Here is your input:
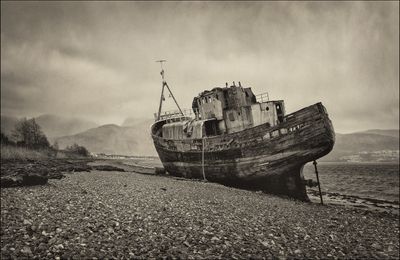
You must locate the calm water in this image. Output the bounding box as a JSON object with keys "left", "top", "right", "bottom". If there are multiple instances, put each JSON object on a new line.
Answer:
{"left": 303, "top": 162, "right": 399, "bottom": 203}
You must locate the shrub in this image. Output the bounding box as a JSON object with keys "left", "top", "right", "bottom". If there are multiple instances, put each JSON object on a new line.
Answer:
{"left": 65, "top": 143, "right": 90, "bottom": 157}
{"left": 1, "top": 132, "right": 14, "bottom": 146}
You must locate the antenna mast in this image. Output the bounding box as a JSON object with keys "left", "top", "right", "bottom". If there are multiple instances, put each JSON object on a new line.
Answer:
{"left": 156, "top": 60, "right": 184, "bottom": 121}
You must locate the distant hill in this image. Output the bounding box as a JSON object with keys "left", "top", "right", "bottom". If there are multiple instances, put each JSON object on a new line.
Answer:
{"left": 362, "top": 129, "right": 399, "bottom": 138}
{"left": 55, "top": 123, "right": 156, "bottom": 156}
{"left": 322, "top": 130, "right": 399, "bottom": 162}
{"left": 35, "top": 114, "right": 98, "bottom": 139}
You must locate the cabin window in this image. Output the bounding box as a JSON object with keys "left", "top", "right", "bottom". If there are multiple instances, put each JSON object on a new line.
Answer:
{"left": 276, "top": 103, "right": 284, "bottom": 123}
{"left": 229, "top": 112, "right": 235, "bottom": 121}
{"left": 205, "top": 120, "right": 218, "bottom": 136}
{"left": 245, "top": 91, "right": 249, "bottom": 97}
{"left": 216, "top": 95, "right": 219, "bottom": 100}
{"left": 280, "top": 128, "right": 288, "bottom": 134}
{"left": 263, "top": 133, "right": 270, "bottom": 139}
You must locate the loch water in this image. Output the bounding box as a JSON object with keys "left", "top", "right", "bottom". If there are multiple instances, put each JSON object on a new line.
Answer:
{"left": 303, "top": 162, "right": 399, "bottom": 203}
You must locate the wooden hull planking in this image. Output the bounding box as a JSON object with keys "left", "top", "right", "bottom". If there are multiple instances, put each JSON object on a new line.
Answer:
{"left": 151, "top": 102, "right": 335, "bottom": 201}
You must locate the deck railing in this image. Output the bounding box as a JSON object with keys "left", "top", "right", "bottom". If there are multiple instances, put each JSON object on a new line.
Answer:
{"left": 154, "top": 108, "right": 194, "bottom": 121}
{"left": 256, "top": 92, "right": 269, "bottom": 103}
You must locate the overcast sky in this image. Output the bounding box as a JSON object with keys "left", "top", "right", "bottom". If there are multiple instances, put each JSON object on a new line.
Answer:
{"left": 1, "top": 1, "right": 399, "bottom": 133}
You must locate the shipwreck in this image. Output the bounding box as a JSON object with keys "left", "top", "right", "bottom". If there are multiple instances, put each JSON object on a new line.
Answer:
{"left": 151, "top": 62, "right": 335, "bottom": 201}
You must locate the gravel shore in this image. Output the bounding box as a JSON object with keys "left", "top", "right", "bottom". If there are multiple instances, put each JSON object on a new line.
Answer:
{"left": 1, "top": 170, "right": 399, "bottom": 259}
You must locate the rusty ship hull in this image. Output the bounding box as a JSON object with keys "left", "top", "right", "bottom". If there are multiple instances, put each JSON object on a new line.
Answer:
{"left": 151, "top": 102, "right": 335, "bottom": 201}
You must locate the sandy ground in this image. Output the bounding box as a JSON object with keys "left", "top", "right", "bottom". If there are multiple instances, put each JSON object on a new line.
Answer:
{"left": 1, "top": 167, "right": 399, "bottom": 259}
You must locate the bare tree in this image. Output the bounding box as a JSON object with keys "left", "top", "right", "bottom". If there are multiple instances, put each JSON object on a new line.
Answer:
{"left": 12, "top": 118, "right": 50, "bottom": 149}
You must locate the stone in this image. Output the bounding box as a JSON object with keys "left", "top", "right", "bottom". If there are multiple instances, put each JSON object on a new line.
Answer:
{"left": 371, "top": 243, "right": 382, "bottom": 250}
{"left": 23, "top": 219, "right": 32, "bottom": 225}
{"left": 259, "top": 240, "right": 272, "bottom": 248}
{"left": 211, "top": 236, "right": 220, "bottom": 242}
{"left": 22, "top": 175, "right": 48, "bottom": 186}
{"left": 21, "top": 246, "right": 32, "bottom": 255}
{"left": 48, "top": 238, "right": 57, "bottom": 245}
{"left": 38, "top": 243, "right": 47, "bottom": 251}
{"left": 55, "top": 244, "right": 64, "bottom": 250}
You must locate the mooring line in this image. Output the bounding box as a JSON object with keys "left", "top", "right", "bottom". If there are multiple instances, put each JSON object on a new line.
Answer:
{"left": 201, "top": 138, "right": 207, "bottom": 181}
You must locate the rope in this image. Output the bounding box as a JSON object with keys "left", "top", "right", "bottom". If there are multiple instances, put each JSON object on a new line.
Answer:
{"left": 201, "top": 138, "right": 207, "bottom": 181}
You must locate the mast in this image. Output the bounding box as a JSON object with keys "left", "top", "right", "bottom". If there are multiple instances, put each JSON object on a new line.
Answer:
{"left": 156, "top": 60, "right": 184, "bottom": 121}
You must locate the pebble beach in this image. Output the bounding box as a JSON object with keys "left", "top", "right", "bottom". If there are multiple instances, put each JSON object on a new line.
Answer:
{"left": 1, "top": 168, "right": 399, "bottom": 259}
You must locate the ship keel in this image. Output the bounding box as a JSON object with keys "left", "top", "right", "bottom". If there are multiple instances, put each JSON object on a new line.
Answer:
{"left": 163, "top": 161, "right": 310, "bottom": 201}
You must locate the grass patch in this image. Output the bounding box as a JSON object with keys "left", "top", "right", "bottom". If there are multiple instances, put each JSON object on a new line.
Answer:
{"left": 0, "top": 145, "right": 51, "bottom": 160}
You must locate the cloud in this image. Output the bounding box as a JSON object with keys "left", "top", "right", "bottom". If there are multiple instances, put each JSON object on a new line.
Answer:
{"left": 1, "top": 1, "right": 398, "bottom": 132}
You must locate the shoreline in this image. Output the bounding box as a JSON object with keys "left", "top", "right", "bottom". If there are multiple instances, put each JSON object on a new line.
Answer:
{"left": 316, "top": 161, "right": 400, "bottom": 165}
{"left": 1, "top": 158, "right": 399, "bottom": 258}
{"left": 1, "top": 169, "right": 399, "bottom": 259}
{"left": 1, "top": 158, "right": 398, "bottom": 214}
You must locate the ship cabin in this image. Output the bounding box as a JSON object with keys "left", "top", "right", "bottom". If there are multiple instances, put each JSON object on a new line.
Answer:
{"left": 159, "top": 82, "right": 285, "bottom": 140}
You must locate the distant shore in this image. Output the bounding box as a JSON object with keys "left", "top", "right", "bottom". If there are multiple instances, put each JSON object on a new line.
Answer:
{"left": 318, "top": 161, "right": 400, "bottom": 165}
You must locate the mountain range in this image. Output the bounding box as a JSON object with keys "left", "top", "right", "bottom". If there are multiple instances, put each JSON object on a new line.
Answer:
{"left": 1, "top": 114, "right": 398, "bottom": 161}
{"left": 322, "top": 130, "right": 399, "bottom": 162}
{"left": 56, "top": 121, "right": 155, "bottom": 156}
{"left": 1, "top": 114, "right": 98, "bottom": 140}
